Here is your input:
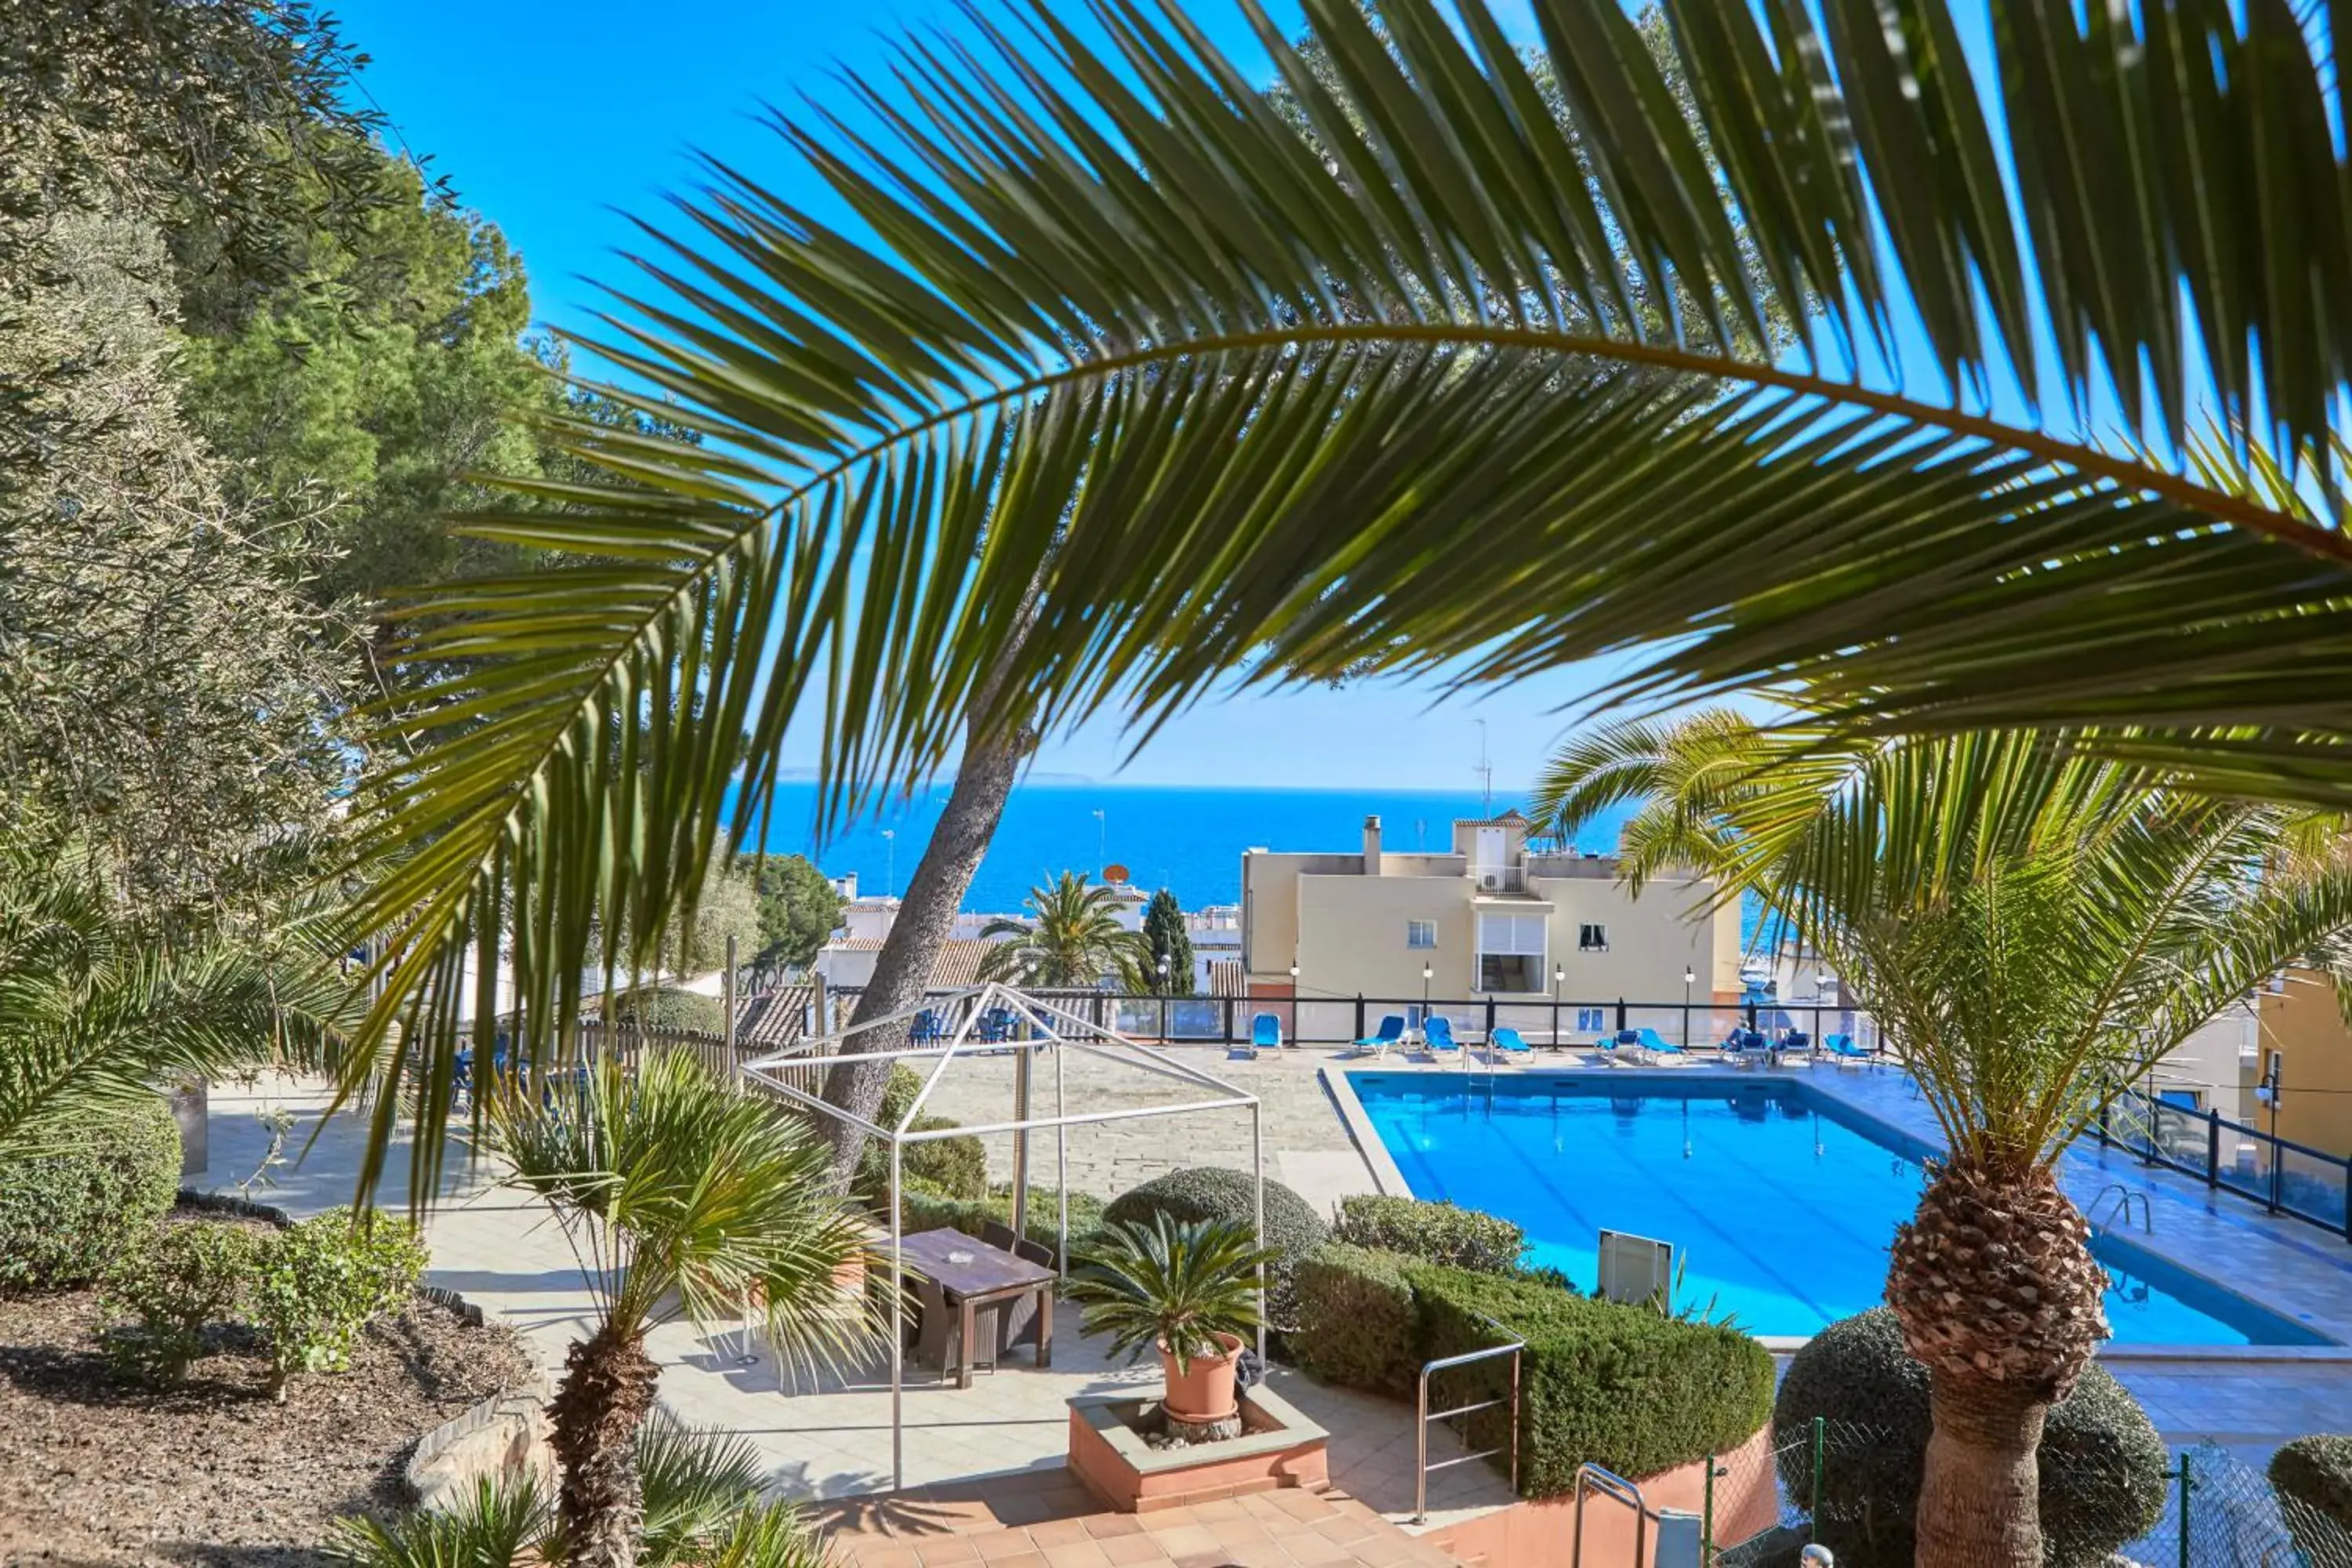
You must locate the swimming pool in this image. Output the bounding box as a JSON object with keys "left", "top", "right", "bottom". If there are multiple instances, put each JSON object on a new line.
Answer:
{"left": 1348, "top": 1071, "right": 2333, "bottom": 1345}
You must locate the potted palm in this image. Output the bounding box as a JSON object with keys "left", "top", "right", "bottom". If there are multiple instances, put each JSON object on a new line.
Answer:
{"left": 1064, "top": 1214, "right": 1278, "bottom": 1432}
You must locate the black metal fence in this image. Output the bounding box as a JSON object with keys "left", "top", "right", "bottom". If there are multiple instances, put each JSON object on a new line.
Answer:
{"left": 2096, "top": 1083, "right": 2352, "bottom": 1241}
{"left": 814, "top": 985, "right": 1871, "bottom": 1056}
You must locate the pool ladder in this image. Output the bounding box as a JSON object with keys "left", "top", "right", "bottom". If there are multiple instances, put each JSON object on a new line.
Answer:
{"left": 1414, "top": 1315, "right": 1523, "bottom": 1523}
{"left": 2092, "top": 1183, "right": 2153, "bottom": 1232}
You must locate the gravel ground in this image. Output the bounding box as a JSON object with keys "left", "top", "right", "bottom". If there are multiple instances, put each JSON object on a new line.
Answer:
{"left": 0, "top": 1215, "right": 532, "bottom": 1567}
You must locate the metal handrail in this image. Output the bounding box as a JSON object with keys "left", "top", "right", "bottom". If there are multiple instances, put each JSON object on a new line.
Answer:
{"left": 1414, "top": 1316, "right": 1524, "bottom": 1523}
{"left": 1571, "top": 1462, "right": 1650, "bottom": 1567}
{"left": 2092, "top": 1182, "right": 2152, "bottom": 1232}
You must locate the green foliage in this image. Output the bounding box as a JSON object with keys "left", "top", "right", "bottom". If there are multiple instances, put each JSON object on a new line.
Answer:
{"left": 1103, "top": 1167, "right": 1328, "bottom": 1330}
{"left": 735, "top": 853, "right": 844, "bottom": 978}
{"left": 636, "top": 1410, "right": 768, "bottom": 1561}
{"left": 1332, "top": 1195, "right": 1524, "bottom": 1273}
{"left": 895, "top": 1184, "right": 1108, "bottom": 1260}
{"left": 326, "top": 1472, "right": 552, "bottom": 1568}
{"left": 99, "top": 1218, "right": 263, "bottom": 1381}
{"left": 1290, "top": 1243, "right": 1418, "bottom": 1395}
{"left": 1142, "top": 889, "right": 1194, "bottom": 996}
{"left": 1773, "top": 1308, "right": 2168, "bottom": 1567}
{"left": 0, "top": 1095, "right": 181, "bottom": 1290}
{"left": 617, "top": 988, "right": 729, "bottom": 1036}
{"left": 1065, "top": 1214, "right": 1279, "bottom": 1371}
{"left": 851, "top": 1068, "right": 989, "bottom": 1202}
{"left": 977, "top": 873, "right": 1149, "bottom": 989}
{"left": 2271, "top": 1436, "right": 2352, "bottom": 1565}
{"left": 1410, "top": 1263, "right": 1773, "bottom": 1497}
{"left": 249, "top": 1208, "right": 426, "bottom": 1397}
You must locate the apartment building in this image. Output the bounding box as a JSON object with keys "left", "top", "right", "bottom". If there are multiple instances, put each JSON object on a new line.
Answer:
{"left": 1240, "top": 810, "right": 1742, "bottom": 1009}
{"left": 2253, "top": 968, "right": 2352, "bottom": 1157}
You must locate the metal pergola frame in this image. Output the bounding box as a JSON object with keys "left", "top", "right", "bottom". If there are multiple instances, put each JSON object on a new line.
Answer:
{"left": 739, "top": 980, "right": 1265, "bottom": 1491}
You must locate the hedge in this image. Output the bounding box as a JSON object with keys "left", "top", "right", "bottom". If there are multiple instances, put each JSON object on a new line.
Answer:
{"left": 1102, "top": 1167, "right": 1327, "bottom": 1328}
{"left": 1332, "top": 1195, "right": 1523, "bottom": 1273}
{"left": 851, "top": 1065, "right": 989, "bottom": 1200}
{"left": 2271, "top": 1435, "right": 2352, "bottom": 1565}
{"left": 896, "top": 1185, "right": 1108, "bottom": 1261}
{"left": 1773, "top": 1307, "right": 2168, "bottom": 1568}
{"left": 1410, "top": 1262, "right": 1773, "bottom": 1497}
{"left": 0, "top": 1096, "right": 183, "bottom": 1290}
{"left": 1290, "top": 1243, "right": 1418, "bottom": 1395}
{"left": 615, "top": 987, "right": 726, "bottom": 1035}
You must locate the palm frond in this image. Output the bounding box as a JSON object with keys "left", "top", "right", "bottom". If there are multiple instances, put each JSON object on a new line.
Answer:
{"left": 347, "top": 0, "right": 2352, "bottom": 1191}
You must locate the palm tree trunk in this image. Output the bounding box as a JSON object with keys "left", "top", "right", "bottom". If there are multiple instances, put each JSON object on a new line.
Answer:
{"left": 816, "top": 717, "right": 1026, "bottom": 1186}
{"left": 1917, "top": 1369, "right": 2049, "bottom": 1567}
{"left": 547, "top": 1319, "right": 662, "bottom": 1568}
{"left": 1889, "top": 1156, "right": 2108, "bottom": 1568}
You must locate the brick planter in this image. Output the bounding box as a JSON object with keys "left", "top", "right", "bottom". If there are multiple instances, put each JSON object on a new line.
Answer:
{"left": 1067, "top": 1385, "right": 1329, "bottom": 1513}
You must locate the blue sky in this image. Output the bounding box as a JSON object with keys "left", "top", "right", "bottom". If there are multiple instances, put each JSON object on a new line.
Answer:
{"left": 331, "top": 0, "right": 1602, "bottom": 792}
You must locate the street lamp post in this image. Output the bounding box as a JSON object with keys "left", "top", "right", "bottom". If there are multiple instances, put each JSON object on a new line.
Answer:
{"left": 1157, "top": 956, "right": 1171, "bottom": 1041}
{"left": 1552, "top": 963, "right": 1564, "bottom": 1051}
{"left": 1421, "top": 961, "right": 1432, "bottom": 1025}
{"left": 1289, "top": 962, "right": 1301, "bottom": 1044}
{"left": 1683, "top": 966, "right": 1696, "bottom": 1047}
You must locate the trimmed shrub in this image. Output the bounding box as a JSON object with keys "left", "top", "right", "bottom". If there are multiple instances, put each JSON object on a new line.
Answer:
{"left": 2271, "top": 1435, "right": 2352, "bottom": 1564}
{"left": 1333, "top": 1195, "right": 1523, "bottom": 1273}
{"left": 851, "top": 1065, "right": 988, "bottom": 1201}
{"left": 1290, "top": 1243, "right": 1418, "bottom": 1395}
{"left": 251, "top": 1208, "right": 427, "bottom": 1398}
{"left": 98, "top": 1218, "right": 264, "bottom": 1381}
{"left": 1410, "top": 1262, "right": 1773, "bottom": 1497}
{"left": 0, "top": 1096, "right": 182, "bottom": 1290}
{"left": 1103, "top": 1167, "right": 1328, "bottom": 1328}
{"left": 616, "top": 987, "right": 727, "bottom": 1034}
{"left": 1773, "top": 1307, "right": 2168, "bottom": 1568}
{"left": 896, "top": 1184, "right": 1109, "bottom": 1261}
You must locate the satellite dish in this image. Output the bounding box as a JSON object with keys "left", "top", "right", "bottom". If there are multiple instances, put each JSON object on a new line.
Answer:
{"left": 1103, "top": 862, "right": 1131, "bottom": 884}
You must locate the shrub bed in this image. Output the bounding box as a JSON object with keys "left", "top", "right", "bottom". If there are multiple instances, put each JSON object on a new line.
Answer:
{"left": 250, "top": 1208, "right": 429, "bottom": 1398}
{"left": 1410, "top": 1263, "right": 1773, "bottom": 1496}
{"left": 897, "top": 1184, "right": 1108, "bottom": 1261}
{"left": 1332, "top": 1195, "right": 1523, "bottom": 1272}
{"left": 2271, "top": 1435, "right": 2352, "bottom": 1563}
{"left": 1103, "top": 1167, "right": 1327, "bottom": 1327}
{"left": 99, "top": 1219, "right": 265, "bottom": 1381}
{"left": 0, "top": 1096, "right": 182, "bottom": 1290}
{"left": 1290, "top": 1243, "right": 1418, "bottom": 1395}
{"left": 1773, "top": 1307, "right": 2168, "bottom": 1568}
{"left": 851, "top": 1065, "right": 989, "bottom": 1200}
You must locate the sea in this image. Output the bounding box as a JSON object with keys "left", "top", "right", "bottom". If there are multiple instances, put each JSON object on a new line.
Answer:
{"left": 729, "top": 779, "right": 1638, "bottom": 914}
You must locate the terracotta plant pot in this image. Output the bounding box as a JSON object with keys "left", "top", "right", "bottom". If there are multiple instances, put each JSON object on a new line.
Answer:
{"left": 1158, "top": 1332, "right": 1244, "bottom": 1424}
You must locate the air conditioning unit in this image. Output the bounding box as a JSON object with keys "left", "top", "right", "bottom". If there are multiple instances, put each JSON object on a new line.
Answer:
{"left": 1477, "top": 869, "right": 1503, "bottom": 891}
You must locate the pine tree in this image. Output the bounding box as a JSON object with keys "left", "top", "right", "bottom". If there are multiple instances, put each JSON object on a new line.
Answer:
{"left": 1142, "top": 889, "right": 1194, "bottom": 997}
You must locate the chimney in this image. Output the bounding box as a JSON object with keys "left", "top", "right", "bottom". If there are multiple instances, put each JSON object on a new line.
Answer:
{"left": 1363, "top": 815, "right": 1383, "bottom": 875}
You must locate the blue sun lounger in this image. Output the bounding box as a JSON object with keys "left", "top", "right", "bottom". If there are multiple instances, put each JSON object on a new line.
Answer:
{"left": 1487, "top": 1025, "right": 1532, "bottom": 1064}
{"left": 1635, "top": 1027, "right": 1685, "bottom": 1062}
{"left": 1824, "top": 1033, "right": 1871, "bottom": 1066}
{"left": 1423, "top": 1015, "right": 1461, "bottom": 1056}
{"left": 1249, "top": 1011, "right": 1283, "bottom": 1057}
{"left": 1353, "top": 1014, "right": 1406, "bottom": 1059}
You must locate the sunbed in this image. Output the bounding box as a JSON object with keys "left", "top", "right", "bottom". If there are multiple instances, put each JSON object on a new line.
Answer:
{"left": 1352, "top": 1014, "right": 1406, "bottom": 1059}
{"left": 1423, "top": 1014, "right": 1462, "bottom": 1057}
{"left": 1635, "top": 1026, "right": 1685, "bottom": 1062}
{"left": 1824, "top": 1033, "right": 1872, "bottom": 1066}
{"left": 1249, "top": 1011, "right": 1283, "bottom": 1058}
{"left": 1486, "top": 1025, "right": 1532, "bottom": 1065}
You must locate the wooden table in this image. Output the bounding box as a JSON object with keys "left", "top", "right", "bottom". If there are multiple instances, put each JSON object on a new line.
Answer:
{"left": 894, "top": 1228, "right": 1057, "bottom": 1389}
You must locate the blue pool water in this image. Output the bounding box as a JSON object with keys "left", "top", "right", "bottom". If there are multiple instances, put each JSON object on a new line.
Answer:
{"left": 1349, "top": 1072, "right": 2332, "bottom": 1345}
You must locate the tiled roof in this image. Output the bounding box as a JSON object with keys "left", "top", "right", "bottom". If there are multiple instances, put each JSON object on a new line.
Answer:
{"left": 733, "top": 984, "right": 815, "bottom": 1048}
{"left": 1455, "top": 808, "right": 1532, "bottom": 826}
{"left": 1207, "top": 958, "right": 1246, "bottom": 998}
{"left": 927, "top": 938, "right": 997, "bottom": 989}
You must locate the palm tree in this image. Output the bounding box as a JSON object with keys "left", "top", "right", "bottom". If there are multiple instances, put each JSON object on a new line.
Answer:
{"left": 477, "top": 1051, "right": 873, "bottom": 1568}
{"left": 341, "top": 0, "right": 2352, "bottom": 1211}
{"left": 1536, "top": 715, "right": 2352, "bottom": 1568}
{"left": 976, "top": 871, "right": 1149, "bottom": 989}
{"left": 0, "top": 837, "right": 356, "bottom": 1163}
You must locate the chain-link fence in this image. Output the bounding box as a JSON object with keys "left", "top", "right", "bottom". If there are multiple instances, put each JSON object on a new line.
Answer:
{"left": 1697, "top": 1421, "right": 2352, "bottom": 1567}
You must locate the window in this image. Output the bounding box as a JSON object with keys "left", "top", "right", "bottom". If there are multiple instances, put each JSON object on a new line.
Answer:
{"left": 1575, "top": 1006, "right": 1608, "bottom": 1033}
{"left": 1406, "top": 919, "right": 1436, "bottom": 949}
{"left": 1476, "top": 913, "right": 1545, "bottom": 993}
{"left": 1578, "top": 923, "right": 1610, "bottom": 952}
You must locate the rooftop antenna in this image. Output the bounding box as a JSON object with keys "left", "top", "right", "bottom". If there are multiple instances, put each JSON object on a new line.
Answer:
{"left": 1473, "top": 718, "right": 1494, "bottom": 815}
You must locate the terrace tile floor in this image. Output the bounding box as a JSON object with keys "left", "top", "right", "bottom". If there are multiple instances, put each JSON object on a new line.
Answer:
{"left": 196, "top": 1076, "right": 1504, "bottom": 1524}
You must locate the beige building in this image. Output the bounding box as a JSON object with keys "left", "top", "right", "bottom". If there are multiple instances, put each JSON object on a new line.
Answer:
{"left": 1240, "top": 810, "right": 1742, "bottom": 1013}
{"left": 2254, "top": 968, "right": 2352, "bottom": 1157}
